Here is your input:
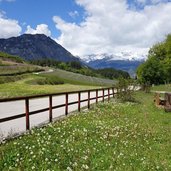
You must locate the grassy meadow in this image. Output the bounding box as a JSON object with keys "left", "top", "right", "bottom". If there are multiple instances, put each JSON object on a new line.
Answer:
{"left": 152, "top": 84, "right": 171, "bottom": 92}
{"left": 0, "top": 74, "right": 102, "bottom": 98}
{"left": 0, "top": 69, "right": 115, "bottom": 98}
{"left": 42, "top": 69, "right": 116, "bottom": 86}
{"left": 1, "top": 91, "right": 171, "bottom": 170}
{"left": 0, "top": 52, "right": 43, "bottom": 76}
{"left": 0, "top": 65, "right": 43, "bottom": 76}
{"left": 0, "top": 51, "right": 116, "bottom": 98}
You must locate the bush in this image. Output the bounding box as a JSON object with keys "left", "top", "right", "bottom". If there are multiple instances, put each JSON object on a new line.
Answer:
{"left": 44, "top": 77, "right": 64, "bottom": 85}
{"left": 28, "top": 76, "right": 64, "bottom": 85}
{"left": 140, "top": 82, "right": 151, "bottom": 93}
{"left": 116, "top": 78, "right": 136, "bottom": 102}
{"left": 0, "top": 75, "right": 25, "bottom": 84}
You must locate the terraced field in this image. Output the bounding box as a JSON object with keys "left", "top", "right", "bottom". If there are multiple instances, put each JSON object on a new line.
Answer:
{"left": 0, "top": 52, "right": 43, "bottom": 76}
{"left": 0, "top": 65, "right": 43, "bottom": 76}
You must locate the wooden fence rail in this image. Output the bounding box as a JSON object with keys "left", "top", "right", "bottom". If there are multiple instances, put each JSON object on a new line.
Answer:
{"left": 0, "top": 87, "right": 116, "bottom": 131}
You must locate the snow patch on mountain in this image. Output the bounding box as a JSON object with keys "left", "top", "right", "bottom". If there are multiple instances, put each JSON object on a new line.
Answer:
{"left": 82, "top": 52, "right": 147, "bottom": 63}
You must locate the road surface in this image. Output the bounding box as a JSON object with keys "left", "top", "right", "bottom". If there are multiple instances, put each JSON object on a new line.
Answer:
{"left": 0, "top": 89, "right": 113, "bottom": 138}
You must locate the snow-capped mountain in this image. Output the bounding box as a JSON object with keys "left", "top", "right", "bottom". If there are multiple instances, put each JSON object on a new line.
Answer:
{"left": 82, "top": 53, "right": 146, "bottom": 77}
{"left": 82, "top": 52, "right": 147, "bottom": 63}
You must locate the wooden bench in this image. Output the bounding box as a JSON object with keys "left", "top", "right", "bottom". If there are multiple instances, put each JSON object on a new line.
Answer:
{"left": 164, "top": 93, "right": 171, "bottom": 112}
{"left": 154, "top": 92, "right": 171, "bottom": 112}
{"left": 154, "top": 93, "right": 166, "bottom": 106}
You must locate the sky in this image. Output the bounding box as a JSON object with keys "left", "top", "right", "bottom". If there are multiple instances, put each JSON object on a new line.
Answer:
{"left": 0, "top": 0, "right": 171, "bottom": 58}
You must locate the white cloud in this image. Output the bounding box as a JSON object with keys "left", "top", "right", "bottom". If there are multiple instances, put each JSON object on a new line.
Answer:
{"left": 53, "top": 0, "right": 171, "bottom": 58}
{"left": 0, "top": 12, "right": 21, "bottom": 38}
{"left": 69, "top": 10, "right": 79, "bottom": 18}
{"left": 136, "top": 0, "right": 168, "bottom": 5}
{"left": 25, "top": 24, "right": 51, "bottom": 37}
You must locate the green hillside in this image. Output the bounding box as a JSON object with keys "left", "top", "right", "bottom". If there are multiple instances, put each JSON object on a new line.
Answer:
{"left": 30, "top": 58, "right": 130, "bottom": 80}
{"left": 0, "top": 51, "right": 44, "bottom": 76}
{"left": 41, "top": 69, "right": 116, "bottom": 86}
{"left": 0, "top": 52, "right": 116, "bottom": 98}
{"left": 0, "top": 51, "right": 24, "bottom": 64}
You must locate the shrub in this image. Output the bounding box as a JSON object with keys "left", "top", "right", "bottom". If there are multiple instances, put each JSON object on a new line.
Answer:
{"left": 28, "top": 76, "right": 64, "bottom": 85}
{"left": 116, "top": 78, "right": 136, "bottom": 102}
{"left": 140, "top": 82, "right": 151, "bottom": 93}
{"left": 0, "top": 75, "right": 25, "bottom": 84}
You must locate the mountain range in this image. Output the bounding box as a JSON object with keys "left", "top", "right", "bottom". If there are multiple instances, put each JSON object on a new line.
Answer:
{"left": 0, "top": 34, "right": 145, "bottom": 76}
{"left": 82, "top": 52, "right": 146, "bottom": 62}
{"left": 0, "top": 34, "right": 79, "bottom": 62}
{"left": 82, "top": 54, "right": 145, "bottom": 77}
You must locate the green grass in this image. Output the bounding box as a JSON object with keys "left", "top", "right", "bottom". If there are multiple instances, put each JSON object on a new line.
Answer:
{"left": 0, "top": 75, "right": 27, "bottom": 84}
{"left": 0, "top": 51, "right": 44, "bottom": 76}
{"left": 0, "top": 51, "right": 24, "bottom": 63}
{"left": 42, "top": 69, "right": 116, "bottom": 86}
{"left": 0, "top": 65, "right": 43, "bottom": 76}
{"left": 0, "top": 68, "right": 115, "bottom": 98}
{"left": 26, "top": 76, "right": 64, "bottom": 85}
{"left": 1, "top": 91, "right": 171, "bottom": 170}
{"left": 152, "top": 84, "right": 171, "bottom": 92}
{"left": 0, "top": 75, "right": 101, "bottom": 98}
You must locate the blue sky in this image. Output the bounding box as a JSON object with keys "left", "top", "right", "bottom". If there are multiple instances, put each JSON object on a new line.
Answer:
{"left": 0, "top": 0, "right": 171, "bottom": 58}
{"left": 0, "top": 0, "right": 85, "bottom": 37}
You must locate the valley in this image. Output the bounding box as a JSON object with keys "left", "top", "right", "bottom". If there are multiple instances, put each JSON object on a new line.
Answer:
{"left": 0, "top": 38, "right": 134, "bottom": 99}
{"left": 0, "top": 51, "right": 116, "bottom": 98}
{"left": 83, "top": 53, "right": 145, "bottom": 77}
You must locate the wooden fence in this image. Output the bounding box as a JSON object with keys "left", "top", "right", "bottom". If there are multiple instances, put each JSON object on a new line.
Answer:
{"left": 0, "top": 87, "right": 116, "bottom": 131}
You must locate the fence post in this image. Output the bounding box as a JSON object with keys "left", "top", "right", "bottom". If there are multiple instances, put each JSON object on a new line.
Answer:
{"left": 103, "top": 89, "right": 105, "bottom": 102}
{"left": 49, "top": 95, "right": 52, "bottom": 122}
{"left": 65, "top": 93, "right": 68, "bottom": 115}
{"left": 78, "top": 92, "right": 81, "bottom": 112}
{"left": 108, "top": 88, "right": 110, "bottom": 102}
{"left": 96, "top": 89, "right": 98, "bottom": 103}
{"left": 25, "top": 98, "right": 30, "bottom": 130}
{"left": 88, "top": 90, "right": 90, "bottom": 109}
{"left": 112, "top": 87, "right": 115, "bottom": 98}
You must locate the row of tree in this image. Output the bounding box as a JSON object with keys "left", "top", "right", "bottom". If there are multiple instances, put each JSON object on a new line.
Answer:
{"left": 137, "top": 34, "right": 171, "bottom": 85}
{"left": 30, "top": 58, "right": 130, "bottom": 80}
{"left": 96, "top": 68, "right": 130, "bottom": 79}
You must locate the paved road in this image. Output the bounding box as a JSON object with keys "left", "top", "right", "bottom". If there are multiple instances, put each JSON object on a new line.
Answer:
{"left": 0, "top": 89, "right": 113, "bottom": 138}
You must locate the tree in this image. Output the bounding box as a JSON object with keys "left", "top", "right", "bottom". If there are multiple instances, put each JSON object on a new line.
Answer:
{"left": 165, "top": 34, "right": 171, "bottom": 59}
{"left": 137, "top": 57, "right": 165, "bottom": 85}
{"left": 137, "top": 34, "right": 171, "bottom": 85}
{"left": 58, "top": 62, "right": 67, "bottom": 70}
{"left": 69, "top": 61, "right": 82, "bottom": 69}
{"left": 148, "top": 42, "right": 166, "bottom": 60}
{"left": 116, "top": 78, "right": 136, "bottom": 102}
